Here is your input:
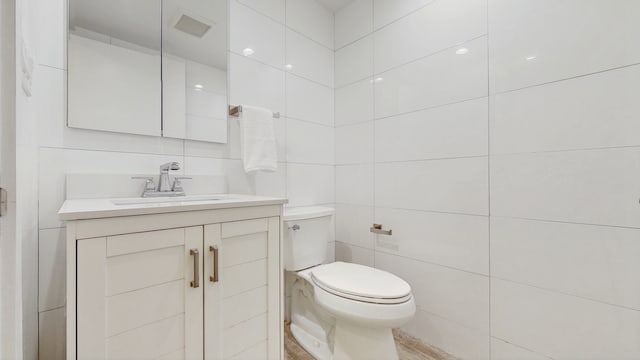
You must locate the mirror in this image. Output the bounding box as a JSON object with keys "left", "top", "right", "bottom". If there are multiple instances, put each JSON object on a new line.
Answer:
{"left": 67, "top": 0, "right": 228, "bottom": 143}
{"left": 162, "top": 0, "right": 228, "bottom": 143}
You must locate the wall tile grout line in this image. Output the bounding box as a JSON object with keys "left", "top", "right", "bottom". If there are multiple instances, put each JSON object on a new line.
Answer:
{"left": 372, "top": 34, "right": 488, "bottom": 77}
{"left": 491, "top": 60, "right": 640, "bottom": 96}
{"left": 491, "top": 276, "right": 640, "bottom": 314}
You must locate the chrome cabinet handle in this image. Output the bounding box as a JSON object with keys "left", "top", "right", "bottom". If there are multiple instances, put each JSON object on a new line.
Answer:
{"left": 190, "top": 249, "right": 199, "bottom": 288}
{"left": 209, "top": 246, "right": 219, "bottom": 283}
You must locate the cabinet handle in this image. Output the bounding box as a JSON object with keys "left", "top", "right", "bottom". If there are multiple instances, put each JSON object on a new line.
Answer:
{"left": 190, "top": 249, "right": 199, "bottom": 288}
{"left": 209, "top": 246, "right": 219, "bottom": 283}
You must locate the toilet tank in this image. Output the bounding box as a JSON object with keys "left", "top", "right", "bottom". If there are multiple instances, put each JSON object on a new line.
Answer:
{"left": 283, "top": 206, "right": 335, "bottom": 271}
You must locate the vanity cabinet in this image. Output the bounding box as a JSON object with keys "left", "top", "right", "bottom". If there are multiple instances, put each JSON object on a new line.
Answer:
{"left": 62, "top": 201, "right": 284, "bottom": 360}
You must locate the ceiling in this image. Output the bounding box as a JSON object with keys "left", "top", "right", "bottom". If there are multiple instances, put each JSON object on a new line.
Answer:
{"left": 69, "top": 0, "right": 227, "bottom": 70}
{"left": 316, "top": 0, "right": 355, "bottom": 12}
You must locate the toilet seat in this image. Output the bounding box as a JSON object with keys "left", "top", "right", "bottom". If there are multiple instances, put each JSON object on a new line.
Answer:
{"left": 310, "top": 262, "right": 412, "bottom": 304}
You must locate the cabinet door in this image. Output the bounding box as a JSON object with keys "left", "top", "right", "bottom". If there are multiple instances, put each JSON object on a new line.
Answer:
{"left": 204, "top": 217, "right": 281, "bottom": 360}
{"left": 77, "top": 227, "right": 204, "bottom": 359}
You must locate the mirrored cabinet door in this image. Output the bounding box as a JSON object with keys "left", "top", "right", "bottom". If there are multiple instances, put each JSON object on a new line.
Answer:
{"left": 68, "top": 0, "right": 162, "bottom": 137}
{"left": 162, "top": 0, "right": 228, "bottom": 143}
{"left": 67, "top": 0, "right": 229, "bottom": 143}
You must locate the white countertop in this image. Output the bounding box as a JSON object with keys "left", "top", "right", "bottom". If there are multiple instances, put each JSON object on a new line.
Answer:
{"left": 58, "top": 194, "right": 288, "bottom": 221}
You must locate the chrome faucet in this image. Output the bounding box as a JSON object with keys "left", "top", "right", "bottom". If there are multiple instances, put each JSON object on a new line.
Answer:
{"left": 131, "top": 162, "right": 191, "bottom": 197}
{"left": 158, "top": 162, "right": 181, "bottom": 192}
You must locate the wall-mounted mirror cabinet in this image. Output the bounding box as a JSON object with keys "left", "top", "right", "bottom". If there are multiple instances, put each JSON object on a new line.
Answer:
{"left": 68, "top": 0, "right": 228, "bottom": 143}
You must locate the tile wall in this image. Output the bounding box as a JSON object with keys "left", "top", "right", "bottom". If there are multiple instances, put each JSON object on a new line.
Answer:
{"left": 334, "top": 0, "right": 640, "bottom": 359}
{"left": 34, "top": 0, "right": 334, "bottom": 357}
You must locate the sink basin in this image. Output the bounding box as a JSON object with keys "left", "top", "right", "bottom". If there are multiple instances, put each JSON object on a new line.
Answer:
{"left": 111, "top": 195, "right": 227, "bottom": 206}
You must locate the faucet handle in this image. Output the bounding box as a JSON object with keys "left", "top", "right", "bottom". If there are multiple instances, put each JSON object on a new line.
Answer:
{"left": 131, "top": 176, "right": 156, "bottom": 191}
{"left": 160, "top": 162, "right": 181, "bottom": 172}
{"left": 172, "top": 176, "right": 192, "bottom": 193}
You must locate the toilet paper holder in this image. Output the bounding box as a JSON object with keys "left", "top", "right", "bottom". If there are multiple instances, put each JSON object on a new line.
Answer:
{"left": 370, "top": 224, "right": 392, "bottom": 236}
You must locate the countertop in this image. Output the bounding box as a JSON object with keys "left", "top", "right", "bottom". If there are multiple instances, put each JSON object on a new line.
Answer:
{"left": 58, "top": 194, "right": 288, "bottom": 221}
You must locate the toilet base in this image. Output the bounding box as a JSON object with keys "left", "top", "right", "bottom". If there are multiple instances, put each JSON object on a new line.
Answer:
{"left": 333, "top": 320, "right": 399, "bottom": 360}
{"left": 290, "top": 322, "right": 333, "bottom": 360}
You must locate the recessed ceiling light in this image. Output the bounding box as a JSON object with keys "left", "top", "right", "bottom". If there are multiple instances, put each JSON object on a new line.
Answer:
{"left": 194, "top": 84, "right": 204, "bottom": 90}
{"left": 525, "top": 55, "right": 537, "bottom": 61}
{"left": 242, "top": 48, "right": 255, "bottom": 56}
{"left": 285, "top": 64, "right": 293, "bottom": 70}
{"left": 455, "top": 48, "right": 469, "bottom": 55}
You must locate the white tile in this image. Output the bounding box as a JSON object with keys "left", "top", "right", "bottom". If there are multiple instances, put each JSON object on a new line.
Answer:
{"left": 374, "top": 0, "right": 486, "bottom": 73}
{"left": 335, "top": 204, "right": 374, "bottom": 249}
{"left": 285, "top": 0, "right": 334, "bottom": 49}
{"left": 185, "top": 115, "right": 285, "bottom": 162}
{"left": 335, "top": 242, "right": 374, "bottom": 267}
{"left": 286, "top": 74, "right": 334, "bottom": 126}
{"left": 491, "top": 217, "right": 640, "bottom": 311}
{"left": 375, "top": 36, "right": 487, "bottom": 119}
{"left": 491, "top": 338, "right": 552, "bottom": 360}
{"left": 39, "top": 228, "right": 66, "bottom": 312}
{"left": 230, "top": 1, "right": 285, "bottom": 68}
{"left": 375, "top": 208, "right": 488, "bottom": 275}
{"left": 286, "top": 29, "right": 334, "bottom": 87}
{"left": 376, "top": 252, "right": 489, "bottom": 332}
{"left": 37, "top": 65, "right": 183, "bottom": 155}
{"left": 183, "top": 157, "right": 254, "bottom": 194}
{"left": 376, "top": 157, "right": 488, "bottom": 215}
{"left": 373, "top": 0, "right": 434, "bottom": 30}
{"left": 491, "top": 64, "right": 640, "bottom": 154}
{"left": 326, "top": 241, "right": 336, "bottom": 263}
{"left": 402, "top": 309, "right": 489, "bottom": 360}
{"left": 253, "top": 162, "right": 287, "bottom": 197}
{"left": 490, "top": 148, "right": 640, "bottom": 228}
{"left": 229, "top": 53, "right": 285, "bottom": 115}
{"left": 491, "top": 279, "right": 640, "bottom": 360}
{"left": 39, "top": 148, "right": 182, "bottom": 229}
{"left": 335, "top": 0, "right": 373, "bottom": 49}
{"left": 336, "top": 164, "right": 374, "bottom": 206}
{"left": 335, "top": 78, "right": 374, "bottom": 126}
{"left": 36, "top": 0, "right": 66, "bottom": 69}
{"left": 489, "top": 0, "right": 640, "bottom": 93}
{"left": 335, "top": 122, "right": 373, "bottom": 165}
{"left": 286, "top": 164, "right": 335, "bottom": 207}
{"left": 286, "top": 119, "right": 334, "bottom": 165}
{"left": 375, "top": 98, "right": 488, "bottom": 162}
{"left": 39, "top": 307, "right": 66, "bottom": 360}
{"left": 237, "top": 0, "right": 285, "bottom": 23}
{"left": 335, "top": 36, "right": 373, "bottom": 87}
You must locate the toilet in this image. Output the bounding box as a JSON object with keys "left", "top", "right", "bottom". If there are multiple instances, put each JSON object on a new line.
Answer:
{"left": 284, "top": 206, "right": 416, "bottom": 360}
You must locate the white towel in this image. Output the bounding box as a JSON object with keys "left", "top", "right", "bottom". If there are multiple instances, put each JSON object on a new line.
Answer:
{"left": 239, "top": 105, "right": 278, "bottom": 174}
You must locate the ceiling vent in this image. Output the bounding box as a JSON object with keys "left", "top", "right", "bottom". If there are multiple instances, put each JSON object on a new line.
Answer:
{"left": 172, "top": 10, "right": 214, "bottom": 38}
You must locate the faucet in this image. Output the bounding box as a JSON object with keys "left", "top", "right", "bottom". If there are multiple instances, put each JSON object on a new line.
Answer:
{"left": 157, "top": 162, "right": 181, "bottom": 192}
{"left": 131, "top": 162, "right": 191, "bottom": 197}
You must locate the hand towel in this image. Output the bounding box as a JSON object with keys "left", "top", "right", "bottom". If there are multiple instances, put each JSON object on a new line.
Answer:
{"left": 239, "top": 105, "right": 278, "bottom": 173}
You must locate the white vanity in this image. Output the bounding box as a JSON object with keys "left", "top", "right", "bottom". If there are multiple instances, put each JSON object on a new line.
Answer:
{"left": 59, "top": 195, "right": 287, "bottom": 360}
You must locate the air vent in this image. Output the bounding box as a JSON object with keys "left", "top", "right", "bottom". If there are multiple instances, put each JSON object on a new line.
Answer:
{"left": 172, "top": 11, "right": 214, "bottom": 38}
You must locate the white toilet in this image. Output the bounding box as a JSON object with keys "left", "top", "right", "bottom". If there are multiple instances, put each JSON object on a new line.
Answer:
{"left": 284, "top": 206, "right": 416, "bottom": 360}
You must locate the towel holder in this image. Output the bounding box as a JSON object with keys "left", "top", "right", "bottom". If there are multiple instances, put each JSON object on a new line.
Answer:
{"left": 229, "top": 105, "right": 280, "bottom": 119}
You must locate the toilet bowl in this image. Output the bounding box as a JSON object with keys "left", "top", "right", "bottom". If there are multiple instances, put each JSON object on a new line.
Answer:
{"left": 284, "top": 206, "right": 416, "bottom": 360}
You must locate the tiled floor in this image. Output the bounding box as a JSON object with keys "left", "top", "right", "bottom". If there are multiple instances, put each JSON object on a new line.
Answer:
{"left": 284, "top": 323, "right": 457, "bottom": 360}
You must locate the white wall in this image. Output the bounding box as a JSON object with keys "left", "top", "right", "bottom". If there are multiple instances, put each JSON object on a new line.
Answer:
{"left": 0, "top": 0, "right": 19, "bottom": 357}
{"left": 35, "top": 0, "right": 334, "bottom": 357}
{"left": 15, "top": 0, "right": 41, "bottom": 357}
{"left": 334, "top": 0, "right": 640, "bottom": 359}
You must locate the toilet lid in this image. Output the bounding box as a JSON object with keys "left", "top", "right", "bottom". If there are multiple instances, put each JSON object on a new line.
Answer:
{"left": 311, "top": 262, "right": 412, "bottom": 304}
